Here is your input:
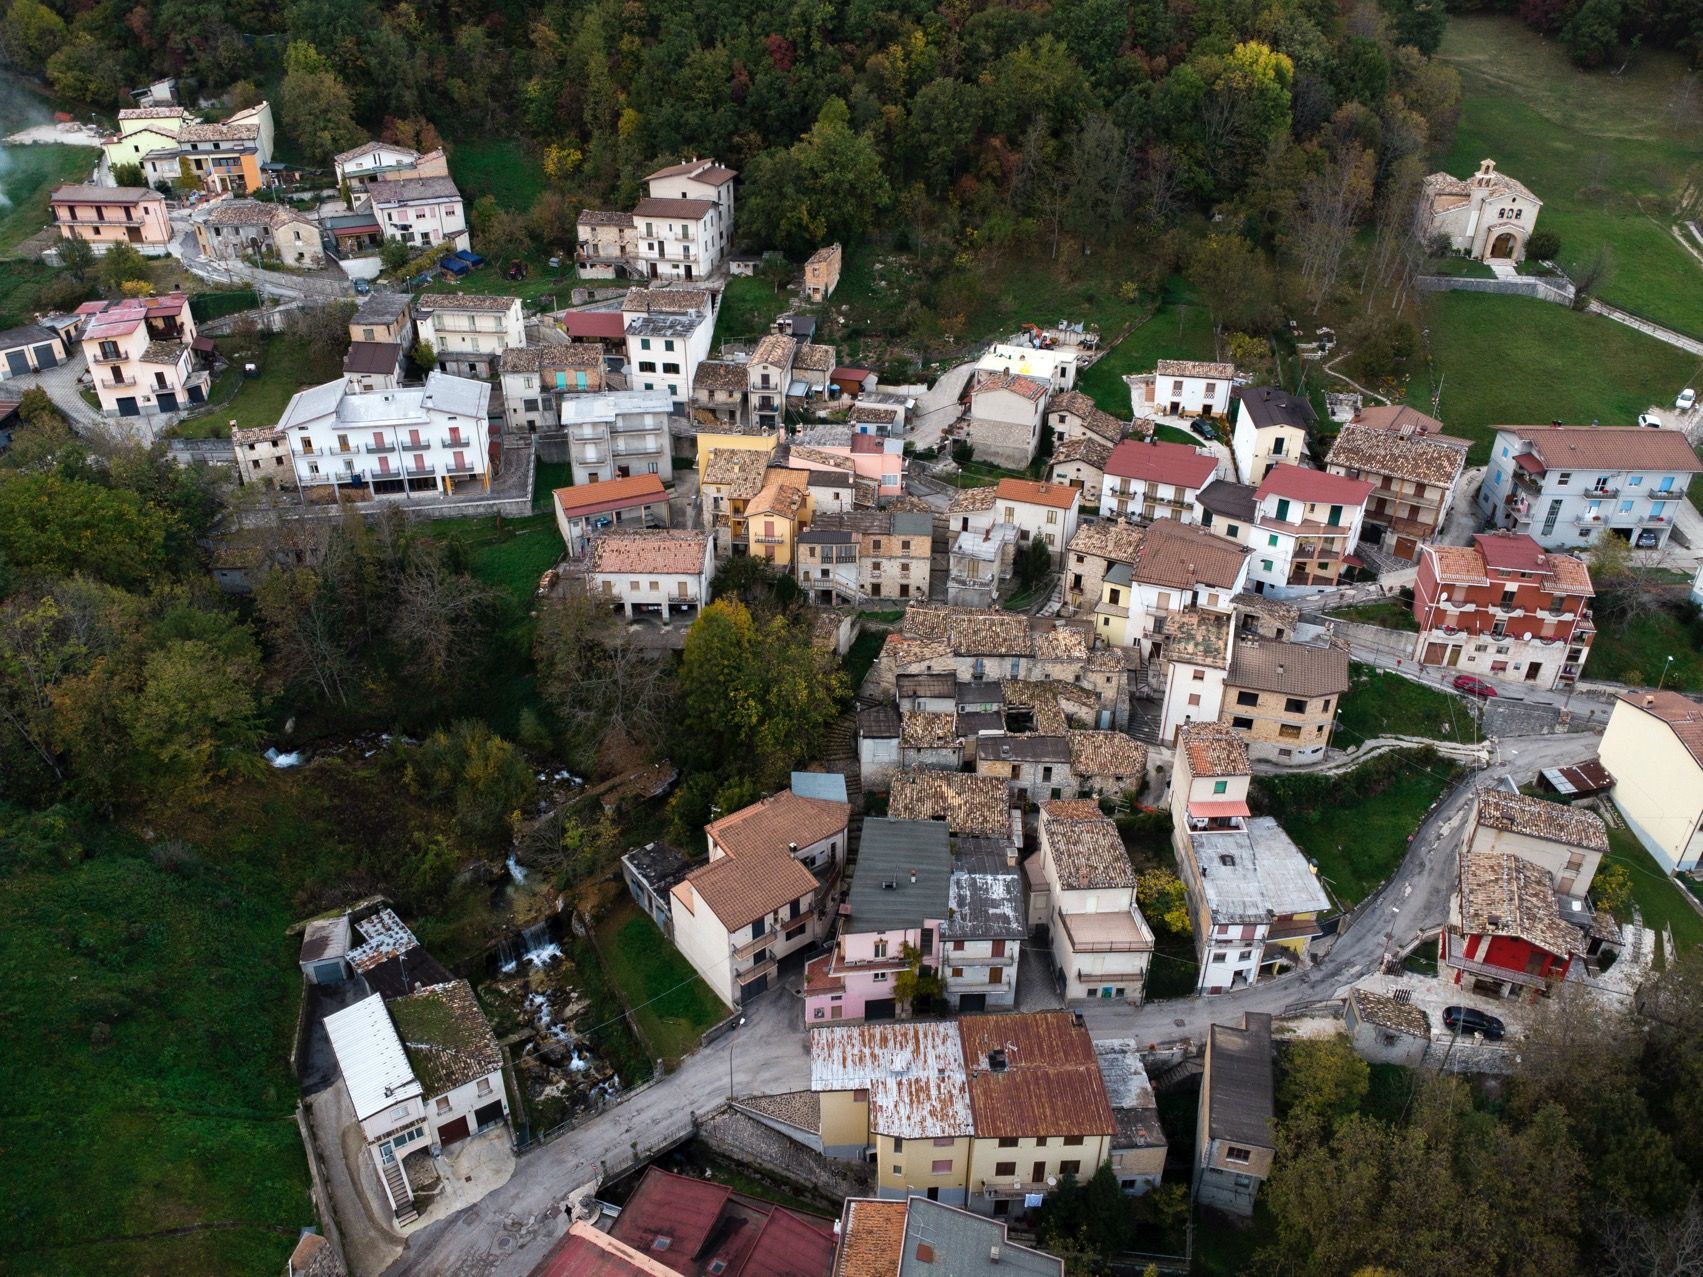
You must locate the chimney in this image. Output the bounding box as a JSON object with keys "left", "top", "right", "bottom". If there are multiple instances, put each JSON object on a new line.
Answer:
{"left": 1275, "top": 662, "right": 1285, "bottom": 676}
{"left": 910, "top": 868, "right": 918, "bottom": 884}
{"left": 990, "top": 1246, "right": 1002, "bottom": 1264}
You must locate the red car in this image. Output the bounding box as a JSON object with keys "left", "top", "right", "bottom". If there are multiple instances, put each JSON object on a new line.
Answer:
{"left": 1452, "top": 674, "right": 1498, "bottom": 697}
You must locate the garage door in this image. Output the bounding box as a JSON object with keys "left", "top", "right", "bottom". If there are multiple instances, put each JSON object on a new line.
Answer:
{"left": 437, "top": 1115, "right": 471, "bottom": 1146}
{"left": 474, "top": 1101, "right": 505, "bottom": 1131}
{"left": 742, "top": 972, "right": 768, "bottom": 998}
{"left": 957, "top": 993, "right": 986, "bottom": 1012}
{"left": 117, "top": 397, "right": 139, "bottom": 417}
{"left": 30, "top": 344, "right": 56, "bottom": 369}
{"left": 863, "top": 997, "right": 897, "bottom": 1022}
{"left": 157, "top": 392, "right": 178, "bottom": 412}
{"left": 5, "top": 350, "right": 28, "bottom": 376}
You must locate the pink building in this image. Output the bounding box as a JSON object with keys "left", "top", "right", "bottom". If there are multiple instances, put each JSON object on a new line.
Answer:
{"left": 792, "top": 424, "right": 906, "bottom": 498}
{"left": 805, "top": 818, "right": 951, "bottom": 1025}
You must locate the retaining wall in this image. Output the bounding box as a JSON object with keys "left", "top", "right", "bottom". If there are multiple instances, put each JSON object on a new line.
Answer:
{"left": 697, "top": 1108, "right": 873, "bottom": 1200}
{"left": 1416, "top": 274, "right": 1575, "bottom": 306}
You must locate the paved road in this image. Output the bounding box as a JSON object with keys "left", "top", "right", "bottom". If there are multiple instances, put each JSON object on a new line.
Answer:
{"left": 1077, "top": 729, "right": 1601, "bottom": 1043}
{"left": 379, "top": 982, "right": 809, "bottom": 1277}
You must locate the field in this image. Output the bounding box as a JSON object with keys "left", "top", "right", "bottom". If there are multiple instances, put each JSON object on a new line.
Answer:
{"left": 1325, "top": 598, "right": 1418, "bottom": 631}
{"left": 1076, "top": 279, "right": 1216, "bottom": 415}
{"left": 448, "top": 138, "right": 547, "bottom": 212}
{"left": 1437, "top": 16, "right": 1703, "bottom": 337}
{"left": 1404, "top": 292, "right": 1698, "bottom": 461}
{"left": 1335, "top": 664, "right": 1479, "bottom": 747}
{"left": 1602, "top": 821, "right": 1703, "bottom": 959}
{"left": 0, "top": 257, "right": 63, "bottom": 328}
{"left": 1584, "top": 603, "right": 1703, "bottom": 692}
{"left": 427, "top": 461, "right": 571, "bottom": 605}
{"left": 1, "top": 808, "right": 310, "bottom": 1277}
{"left": 187, "top": 335, "right": 329, "bottom": 437}
{"left": 420, "top": 252, "right": 579, "bottom": 310}
{"left": 0, "top": 143, "right": 96, "bottom": 256}
{"left": 594, "top": 902, "right": 729, "bottom": 1065}
{"left": 713, "top": 275, "right": 789, "bottom": 346}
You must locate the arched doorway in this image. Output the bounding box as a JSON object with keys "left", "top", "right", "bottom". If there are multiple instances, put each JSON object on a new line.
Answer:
{"left": 1490, "top": 232, "right": 1517, "bottom": 259}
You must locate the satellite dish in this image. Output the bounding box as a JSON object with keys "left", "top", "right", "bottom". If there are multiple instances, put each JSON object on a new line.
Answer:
{"left": 1522, "top": 631, "right": 1532, "bottom": 641}
{"left": 1046, "top": 1176, "right": 1057, "bottom": 1188}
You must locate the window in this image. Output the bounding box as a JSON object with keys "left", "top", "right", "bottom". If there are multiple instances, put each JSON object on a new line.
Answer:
{"left": 1187, "top": 694, "right": 1201, "bottom": 707}
{"left": 873, "top": 971, "right": 889, "bottom": 982}
{"left": 1063, "top": 1135, "right": 1084, "bottom": 1146}
{"left": 640, "top": 338, "right": 651, "bottom": 351}
{"left": 1261, "top": 559, "right": 1274, "bottom": 572}
{"left": 1035, "top": 1137, "right": 1048, "bottom": 1147}
{"left": 1212, "top": 952, "right": 1227, "bottom": 962}
{"left": 1284, "top": 697, "right": 1307, "bottom": 714}
{"left": 1059, "top": 1160, "right": 1082, "bottom": 1176}
{"left": 1236, "top": 691, "right": 1259, "bottom": 707}
{"left": 1267, "top": 534, "right": 1279, "bottom": 547}
{"left": 931, "top": 1159, "right": 953, "bottom": 1173}
{"left": 1191, "top": 668, "right": 1206, "bottom": 681}
{"left": 996, "top": 1161, "right": 1017, "bottom": 1176}
{"left": 892, "top": 1137, "right": 904, "bottom": 1151}
{"left": 951, "top": 967, "right": 964, "bottom": 979}
{"left": 436, "top": 1096, "right": 451, "bottom": 1114}
{"left": 476, "top": 1078, "right": 492, "bottom": 1096}
{"left": 1239, "top": 949, "right": 1253, "bottom": 960}
{"left": 1225, "top": 1146, "right": 1253, "bottom": 1163}
{"left": 1212, "top": 780, "right": 1228, "bottom": 794}
{"left": 998, "top": 1137, "right": 1020, "bottom": 1148}
{"left": 1232, "top": 716, "right": 1254, "bottom": 729}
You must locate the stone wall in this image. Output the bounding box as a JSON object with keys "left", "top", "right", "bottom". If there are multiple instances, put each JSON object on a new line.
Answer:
{"left": 697, "top": 1107, "right": 873, "bottom": 1200}
{"left": 1416, "top": 274, "right": 1575, "bottom": 306}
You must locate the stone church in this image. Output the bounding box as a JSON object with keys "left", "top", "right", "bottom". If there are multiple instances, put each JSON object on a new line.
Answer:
{"left": 1421, "top": 158, "right": 1544, "bottom": 263}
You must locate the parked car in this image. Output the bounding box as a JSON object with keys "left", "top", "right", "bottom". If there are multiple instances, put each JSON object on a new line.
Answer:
{"left": 1678, "top": 388, "right": 1697, "bottom": 412}
{"left": 1443, "top": 1005, "right": 1506, "bottom": 1040}
{"left": 1190, "top": 417, "right": 1217, "bottom": 440}
{"left": 1452, "top": 674, "right": 1498, "bottom": 697}
{"left": 1637, "top": 412, "right": 1662, "bottom": 428}
{"left": 352, "top": 277, "right": 372, "bottom": 296}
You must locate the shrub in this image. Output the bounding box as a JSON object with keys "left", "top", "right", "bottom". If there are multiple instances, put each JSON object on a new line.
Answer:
{"left": 1527, "top": 228, "right": 1561, "bottom": 261}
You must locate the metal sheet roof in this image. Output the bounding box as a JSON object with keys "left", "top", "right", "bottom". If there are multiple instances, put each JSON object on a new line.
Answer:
{"left": 323, "top": 992, "right": 420, "bottom": 1121}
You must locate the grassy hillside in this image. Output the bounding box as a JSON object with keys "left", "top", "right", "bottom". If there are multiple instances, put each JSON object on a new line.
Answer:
{"left": 0, "top": 143, "right": 97, "bottom": 256}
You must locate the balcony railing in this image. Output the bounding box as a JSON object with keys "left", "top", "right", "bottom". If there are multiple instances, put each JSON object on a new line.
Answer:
{"left": 978, "top": 1181, "right": 1059, "bottom": 1201}
{"left": 366, "top": 442, "right": 395, "bottom": 454}
{"left": 445, "top": 437, "right": 470, "bottom": 450}
{"left": 570, "top": 425, "right": 605, "bottom": 441}
{"left": 104, "top": 375, "right": 137, "bottom": 388}
{"left": 400, "top": 439, "right": 430, "bottom": 452}
{"left": 613, "top": 439, "right": 661, "bottom": 456}
{"left": 576, "top": 448, "right": 608, "bottom": 465}
{"left": 91, "top": 350, "right": 128, "bottom": 364}
{"left": 753, "top": 534, "right": 786, "bottom": 545}
{"left": 733, "top": 928, "right": 781, "bottom": 960}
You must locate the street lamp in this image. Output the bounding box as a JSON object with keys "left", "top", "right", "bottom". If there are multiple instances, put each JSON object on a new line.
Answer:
{"left": 1658, "top": 654, "right": 1675, "bottom": 691}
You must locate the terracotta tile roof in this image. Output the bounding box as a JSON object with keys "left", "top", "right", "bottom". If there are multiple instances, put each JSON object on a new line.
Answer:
{"left": 1351, "top": 404, "right": 1448, "bottom": 437}
{"left": 177, "top": 120, "right": 258, "bottom": 143}
{"left": 1034, "top": 626, "right": 1089, "bottom": 662}
{"left": 902, "top": 605, "right": 1034, "bottom": 656}
{"left": 1616, "top": 690, "right": 1703, "bottom": 768}
{"left": 810, "top": 1021, "right": 972, "bottom": 1138}
{"left": 994, "top": 478, "right": 1079, "bottom": 511}
{"left": 1065, "top": 731, "right": 1145, "bottom": 779}
{"left": 1255, "top": 465, "right": 1373, "bottom": 506}
{"left": 1051, "top": 435, "right": 1112, "bottom": 470}
{"left": 887, "top": 770, "right": 1010, "bottom": 837}
{"left": 500, "top": 343, "right": 601, "bottom": 372}
{"left": 119, "top": 106, "right": 187, "bottom": 120}
{"left": 415, "top": 293, "right": 519, "bottom": 314}
{"left": 554, "top": 473, "right": 667, "bottom": 518}
{"left": 693, "top": 360, "right": 749, "bottom": 393}
{"left": 1049, "top": 390, "right": 1128, "bottom": 443}
{"left": 231, "top": 425, "right": 283, "bottom": 445}
{"left": 707, "top": 790, "right": 850, "bottom": 860}
{"left": 833, "top": 1200, "right": 908, "bottom": 1277}
{"left": 751, "top": 333, "right": 797, "bottom": 367}
{"left": 632, "top": 196, "right": 717, "bottom": 220}
{"left": 901, "top": 710, "right": 960, "bottom": 749}
{"left": 588, "top": 530, "right": 710, "bottom": 576}
{"left": 795, "top": 343, "right": 835, "bottom": 372}
{"left": 1350, "top": 988, "right": 1429, "bottom": 1037}
{"left": 973, "top": 371, "right": 1050, "bottom": 403}
{"left": 1128, "top": 518, "right": 1248, "bottom": 590}
{"left": 1105, "top": 438, "right": 1217, "bottom": 488}
{"left": 52, "top": 183, "right": 162, "bottom": 205}
{"left": 1474, "top": 788, "right": 1608, "bottom": 853}
{"left": 1067, "top": 520, "right": 1145, "bottom": 564}
{"left": 578, "top": 208, "right": 632, "bottom": 227}
{"left": 1458, "top": 851, "right": 1580, "bottom": 958}
{"left": 746, "top": 479, "right": 809, "bottom": 520}
{"left": 1163, "top": 608, "right": 1232, "bottom": 668}
{"left": 1155, "top": 358, "right": 1235, "bottom": 379}
{"left": 386, "top": 980, "right": 501, "bottom": 1097}
{"left": 960, "top": 1011, "right": 1116, "bottom": 1139}
{"left": 646, "top": 159, "right": 738, "bottom": 185}
{"left": 681, "top": 846, "right": 818, "bottom": 928}
{"left": 1225, "top": 640, "right": 1349, "bottom": 699}
{"left": 703, "top": 448, "right": 772, "bottom": 497}
{"left": 1000, "top": 679, "right": 1096, "bottom": 735}
{"left": 1423, "top": 543, "right": 1491, "bottom": 586}
{"left": 736, "top": 1090, "right": 821, "bottom": 1134}
{"left": 1507, "top": 425, "right": 1703, "bottom": 474}
{"left": 1232, "top": 592, "right": 1299, "bottom": 630}
{"left": 1179, "top": 721, "right": 1249, "bottom": 778}
{"left": 1040, "top": 803, "right": 1135, "bottom": 889}
{"left": 366, "top": 175, "right": 460, "bottom": 204}
{"left": 624, "top": 287, "right": 711, "bottom": 315}
{"left": 948, "top": 485, "right": 999, "bottom": 513}
{"left": 206, "top": 198, "right": 302, "bottom": 227}
{"left": 1326, "top": 422, "right": 1467, "bottom": 489}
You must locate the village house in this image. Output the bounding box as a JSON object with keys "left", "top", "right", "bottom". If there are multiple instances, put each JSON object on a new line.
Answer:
{"left": 948, "top": 519, "right": 1021, "bottom": 608}
{"left": 50, "top": 184, "right": 172, "bottom": 251}
{"left": 278, "top": 372, "right": 491, "bottom": 498}
{"left": 1068, "top": 730, "right": 1148, "bottom": 799}
{"left": 624, "top": 287, "right": 716, "bottom": 408}
{"left": 989, "top": 478, "right": 1081, "bottom": 567}
{"left": 413, "top": 294, "right": 524, "bottom": 378}
{"left": 366, "top": 174, "right": 468, "bottom": 250}
{"left": 1048, "top": 434, "right": 1114, "bottom": 499}
{"left": 1324, "top": 415, "right": 1469, "bottom": 560}
{"left": 322, "top": 981, "right": 507, "bottom": 1226}
{"left": 333, "top": 140, "right": 449, "bottom": 194}
{"left": 1170, "top": 724, "right": 1330, "bottom": 992}
{"left": 1599, "top": 690, "right": 1703, "bottom": 872}
{"left": 671, "top": 788, "right": 850, "bottom": 1007}
{"left": 803, "top": 243, "right": 842, "bottom": 301}
{"left": 797, "top": 509, "right": 934, "bottom": 604}
{"left": 574, "top": 209, "right": 635, "bottom": 279}
{"left": 229, "top": 425, "right": 291, "bottom": 485}
{"left": 1193, "top": 478, "right": 1258, "bottom": 544}
{"left": 0, "top": 322, "right": 71, "bottom": 379}
{"left": 887, "top": 769, "right": 1014, "bottom": 838}
{"left": 1244, "top": 465, "right": 1372, "bottom": 594}
{"left": 350, "top": 292, "right": 413, "bottom": 348}
{"left": 691, "top": 359, "right": 751, "bottom": 427}
{"left": 976, "top": 343, "right": 1078, "bottom": 392}
{"left": 1478, "top": 424, "right": 1702, "bottom": 551}
{"left": 1194, "top": 1012, "right": 1275, "bottom": 1218}
{"left": 633, "top": 158, "right": 737, "bottom": 279}
{"left": 1127, "top": 359, "right": 1236, "bottom": 420}
{"left": 1031, "top": 800, "right": 1153, "bottom": 1004}
{"left": 75, "top": 293, "right": 210, "bottom": 417}
{"left": 193, "top": 197, "right": 324, "bottom": 267}
{"left": 804, "top": 818, "right": 951, "bottom": 1025}
{"left": 791, "top": 425, "right": 906, "bottom": 498}
{"left": 1231, "top": 386, "right": 1315, "bottom": 485}
{"left": 942, "top": 843, "right": 1025, "bottom": 1012}
{"left": 1064, "top": 520, "right": 1145, "bottom": 615}
{"left": 857, "top": 706, "right": 902, "bottom": 792}
{"left": 498, "top": 345, "right": 609, "bottom": 434}
{"left": 1046, "top": 389, "right": 1128, "bottom": 450}
{"left": 1345, "top": 988, "right": 1432, "bottom": 1067}
{"left": 553, "top": 473, "right": 671, "bottom": 556}
{"left": 748, "top": 333, "right": 797, "bottom": 430}
{"left": 100, "top": 104, "right": 189, "bottom": 173}
{"left": 745, "top": 471, "right": 813, "bottom": 566}
{"left": 1095, "top": 1040, "right": 1169, "bottom": 1194}
{"left": 851, "top": 397, "right": 907, "bottom": 437}
{"left": 1444, "top": 847, "right": 1581, "bottom": 1001}
{"left": 1468, "top": 787, "right": 1607, "bottom": 898}
{"left": 1100, "top": 437, "right": 1219, "bottom": 524}
{"left": 557, "top": 389, "right": 674, "bottom": 485}
{"left": 966, "top": 372, "right": 1052, "bottom": 470}
{"left": 1411, "top": 532, "right": 1595, "bottom": 690}
{"left": 793, "top": 340, "right": 839, "bottom": 402}
{"left": 620, "top": 841, "right": 692, "bottom": 936}
{"left": 1422, "top": 158, "right": 1542, "bottom": 263}
{"left": 974, "top": 732, "right": 1074, "bottom": 803}
{"left": 138, "top": 102, "right": 273, "bottom": 194}
{"left": 1220, "top": 639, "right": 1350, "bottom": 765}
{"left": 1089, "top": 519, "right": 1250, "bottom": 657}
{"left": 586, "top": 529, "right": 713, "bottom": 620}
{"left": 701, "top": 448, "right": 776, "bottom": 554}
{"left": 831, "top": 1197, "right": 1063, "bottom": 1277}
{"left": 342, "top": 341, "right": 405, "bottom": 393}
{"left": 1154, "top": 608, "right": 1234, "bottom": 743}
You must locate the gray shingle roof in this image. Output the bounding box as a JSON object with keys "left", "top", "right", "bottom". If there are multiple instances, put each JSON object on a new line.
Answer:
{"left": 846, "top": 819, "right": 952, "bottom": 932}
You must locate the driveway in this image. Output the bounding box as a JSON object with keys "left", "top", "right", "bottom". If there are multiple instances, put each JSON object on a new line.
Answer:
{"left": 380, "top": 981, "right": 809, "bottom": 1277}
{"left": 5, "top": 351, "right": 109, "bottom": 433}
{"left": 907, "top": 362, "right": 975, "bottom": 452}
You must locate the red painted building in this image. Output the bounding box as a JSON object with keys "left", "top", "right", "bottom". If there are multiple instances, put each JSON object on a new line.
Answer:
{"left": 1444, "top": 850, "right": 1580, "bottom": 1000}
{"left": 1411, "top": 530, "right": 1594, "bottom": 690}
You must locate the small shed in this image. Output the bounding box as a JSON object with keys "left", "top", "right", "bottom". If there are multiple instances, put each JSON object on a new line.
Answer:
{"left": 1538, "top": 758, "right": 1615, "bottom": 799}
{"left": 1344, "top": 988, "right": 1430, "bottom": 1066}
{"left": 299, "top": 915, "right": 353, "bottom": 985}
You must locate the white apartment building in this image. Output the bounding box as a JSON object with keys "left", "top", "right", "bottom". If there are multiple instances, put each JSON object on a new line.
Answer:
{"left": 975, "top": 343, "right": 1078, "bottom": 392}
{"left": 1243, "top": 466, "right": 1372, "bottom": 596}
{"left": 637, "top": 158, "right": 736, "bottom": 277}
{"left": 557, "top": 390, "right": 675, "bottom": 486}
{"left": 1231, "top": 386, "right": 1315, "bottom": 485}
{"left": 623, "top": 288, "right": 715, "bottom": 407}
{"left": 1478, "top": 425, "right": 1702, "bottom": 550}
{"left": 367, "top": 175, "right": 468, "bottom": 251}
{"left": 414, "top": 294, "right": 524, "bottom": 378}
{"left": 278, "top": 372, "right": 492, "bottom": 498}
{"left": 74, "top": 293, "right": 210, "bottom": 417}
{"left": 1100, "top": 438, "right": 1219, "bottom": 524}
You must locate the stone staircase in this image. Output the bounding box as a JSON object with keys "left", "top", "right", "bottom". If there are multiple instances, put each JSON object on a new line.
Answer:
{"left": 822, "top": 710, "right": 866, "bottom": 887}
{"left": 1149, "top": 1054, "right": 1204, "bottom": 1090}
{"left": 382, "top": 1155, "right": 417, "bottom": 1226}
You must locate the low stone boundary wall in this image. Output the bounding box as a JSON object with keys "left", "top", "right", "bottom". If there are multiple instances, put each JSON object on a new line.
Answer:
{"left": 1417, "top": 274, "right": 1575, "bottom": 305}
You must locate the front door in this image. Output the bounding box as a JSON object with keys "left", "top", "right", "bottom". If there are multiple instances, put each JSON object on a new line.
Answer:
{"left": 1032, "top": 1161, "right": 1047, "bottom": 1183}
{"left": 958, "top": 993, "right": 986, "bottom": 1012}
{"left": 473, "top": 1101, "right": 505, "bottom": 1131}
{"left": 1491, "top": 232, "right": 1516, "bottom": 258}
{"left": 1525, "top": 662, "right": 1542, "bottom": 682}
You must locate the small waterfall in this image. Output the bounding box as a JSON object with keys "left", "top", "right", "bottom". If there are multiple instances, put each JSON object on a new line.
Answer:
{"left": 506, "top": 852, "right": 528, "bottom": 884}
{"left": 519, "top": 920, "right": 562, "bottom": 967}
{"left": 496, "top": 936, "right": 520, "bottom": 975}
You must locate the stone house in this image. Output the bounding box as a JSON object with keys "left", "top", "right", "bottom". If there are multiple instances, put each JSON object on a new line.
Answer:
{"left": 803, "top": 243, "right": 842, "bottom": 301}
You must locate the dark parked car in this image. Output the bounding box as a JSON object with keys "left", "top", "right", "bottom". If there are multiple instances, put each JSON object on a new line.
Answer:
{"left": 1443, "top": 1005, "right": 1505, "bottom": 1040}
{"left": 1452, "top": 674, "right": 1498, "bottom": 698}
{"left": 1191, "top": 417, "right": 1217, "bottom": 440}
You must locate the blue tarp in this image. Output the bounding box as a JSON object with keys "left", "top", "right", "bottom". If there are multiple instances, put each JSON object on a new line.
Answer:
{"left": 439, "top": 257, "right": 471, "bottom": 276}
{"left": 453, "top": 250, "right": 486, "bottom": 267}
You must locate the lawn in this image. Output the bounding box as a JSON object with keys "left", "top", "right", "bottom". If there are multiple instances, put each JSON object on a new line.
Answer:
{"left": 594, "top": 902, "right": 729, "bottom": 1066}
{"left": 1602, "top": 821, "right": 1703, "bottom": 960}
{"left": 0, "top": 810, "right": 310, "bottom": 1277}
{"left": 1325, "top": 598, "right": 1419, "bottom": 631}
{"left": 419, "top": 252, "right": 579, "bottom": 311}
{"left": 1076, "top": 278, "right": 1216, "bottom": 416}
{"left": 713, "top": 275, "right": 789, "bottom": 346}
{"left": 0, "top": 258, "right": 68, "bottom": 329}
{"left": 0, "top": 143, "right": 96, "bottom": 256}
{"left": 429, "top": 461, "right": 571, "bottom": 605}
{"left": 842, "top": 627, "right": 887, "bottom": 692}
{"left": 1256, "top": 750, "right": 1459, "bottom": 906}
{"left": 1405, "top": 291, "right": 1698, "bottom": 461}
{"left": 1335, "top": 664, "right": 1480, "bottom": 748}
{"left": 1423, "top": 255, "right": 1497, "bottom": 279}
{"left": 448, "top": 138, "right": 547, "bottom": 212}
{"left": 1584, "top": 603, "right": 1703, "bottom": 692}
{"left": 1437, "top": 15, "right": 1703, "bottom": 336}
{"left": 200, "top": 334, "right": 331, "bottom": 436}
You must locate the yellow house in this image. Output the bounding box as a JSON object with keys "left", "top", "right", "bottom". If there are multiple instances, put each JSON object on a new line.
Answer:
{"left": 102, "top": 107, "right": 189, "bottom": 173}
{"left": 701, "top": 447, "right": 775, "bottom": 554}
{"left": 1599, "top": 689, "right": 1703, "bottom": 872}
{"left": 744, "top": 472, "right": 813, "bottom": 566}
{"left": 694, "top": 428, "right": 777, "bottom": 484}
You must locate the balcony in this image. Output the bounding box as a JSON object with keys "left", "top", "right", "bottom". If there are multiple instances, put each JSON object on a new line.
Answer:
{"left": 91, "top": 349, "right": 129, "bottom": 365}
{"left": 400, "top": 439, "right": 431, "bottom": 452}
{"left": 613, "top": 439, "right": 661, "bottom": 456}
{"left": 444, "top": 436, "right": 470, "bottom": 450}
{"left": 365, "top": 442, "right": 395, "bottom": 454}
{"left": 978, "top": 1181, "right": 1059, "bottom": 1201}
{"left": 1058, "top": 908, "right": 1152, "bottom": 954}
{"left": 570, "top": 425, "right": 605, "bottom": 442}
{"left": 1586, "top": 485, "right": 1620, "bottom": 499}
{"left": 735, "top": 957, "right": 778, "bottom": 986}
{"left": 576, "top": 448, "right": 608, "bottom": 466}
{"left": 733, "top": 928, "right": 781, "bottom": 961}
{"left": 753, "top": 534, "right": 786, "bottom": 546}
{"left": 1638, "top": 514, "right": 1670, "bottom": 527}
{"left": 103, "top": 375, "right": 137, "bottom": 388}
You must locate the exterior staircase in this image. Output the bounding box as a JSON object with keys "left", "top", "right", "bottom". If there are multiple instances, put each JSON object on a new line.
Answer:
{"left": 1150, "top": 1055, "right": 1204, "bottom": 1090}
{"left": 822, "top": 710, "right": 865, "bottom": 887}
{"left": 381, "top": 1155, "right": 417, "bottom": 1226}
